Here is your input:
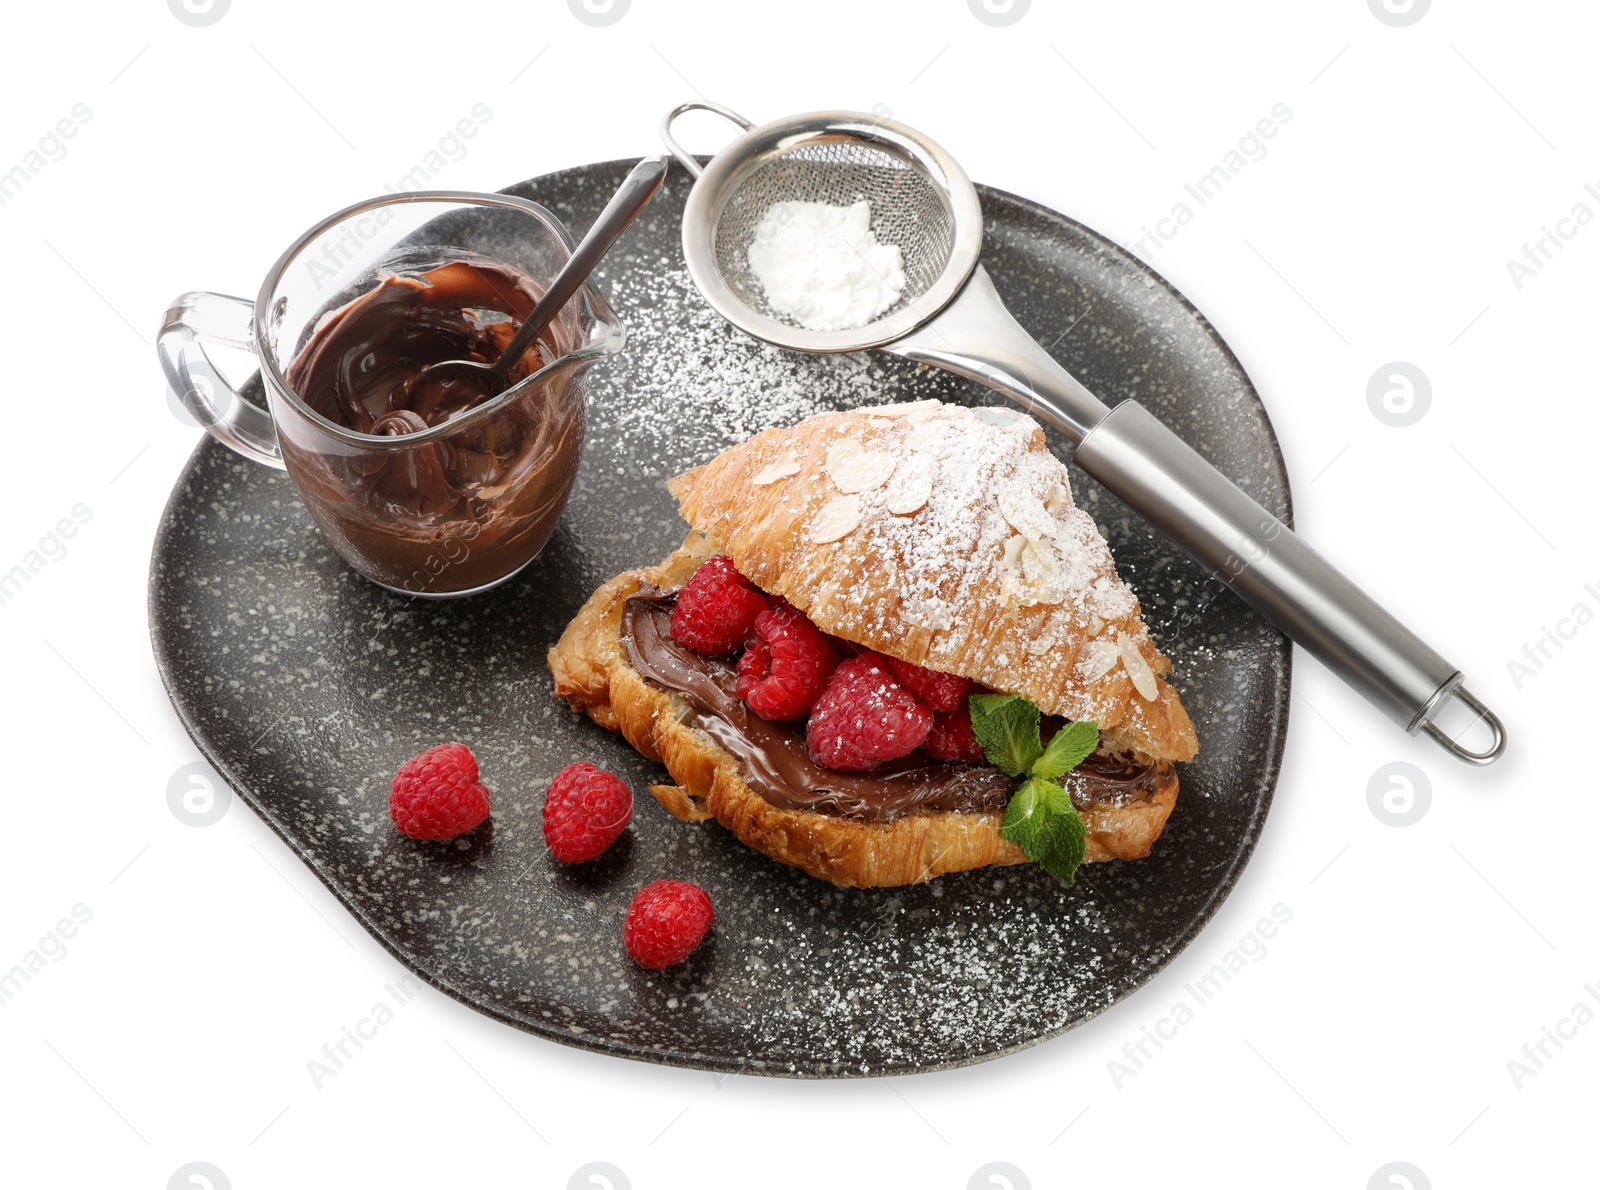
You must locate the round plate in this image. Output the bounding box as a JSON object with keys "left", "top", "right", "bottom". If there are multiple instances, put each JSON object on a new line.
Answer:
{"left": 149, "top": 159, "right": 1291, "bottom": 1077}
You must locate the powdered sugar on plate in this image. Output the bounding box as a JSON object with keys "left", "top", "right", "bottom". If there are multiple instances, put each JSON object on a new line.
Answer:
{"left": 581, "top": 261, "right": 974, "bottom": 488}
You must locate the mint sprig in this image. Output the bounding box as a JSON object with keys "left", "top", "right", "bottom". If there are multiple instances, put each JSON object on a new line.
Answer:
{"left": 968, "top": 694, "right": 1099, "bottom": 883}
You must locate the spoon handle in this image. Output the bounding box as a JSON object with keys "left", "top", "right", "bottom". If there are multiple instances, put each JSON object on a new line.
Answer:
{"left": 494, "top": 155, "right": 669, "bottom": 378}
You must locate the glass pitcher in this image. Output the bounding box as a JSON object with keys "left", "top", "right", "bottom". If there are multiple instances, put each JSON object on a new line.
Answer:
{"left": 158, "top": 192, "right": 625, "bottom": 597}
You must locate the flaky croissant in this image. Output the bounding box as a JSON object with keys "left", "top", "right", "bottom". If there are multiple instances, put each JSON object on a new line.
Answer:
{"left": 550, "top": 401, "right": 1197, "bottom": 886}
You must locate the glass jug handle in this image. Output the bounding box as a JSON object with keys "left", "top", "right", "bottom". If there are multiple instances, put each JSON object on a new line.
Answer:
{"left": 158, "top": 291, "right": 284, "bottom": 469}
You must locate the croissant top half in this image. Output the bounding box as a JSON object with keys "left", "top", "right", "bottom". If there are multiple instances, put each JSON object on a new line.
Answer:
{"left": 665, "top": 401, "right": 1198, "bottom": 764}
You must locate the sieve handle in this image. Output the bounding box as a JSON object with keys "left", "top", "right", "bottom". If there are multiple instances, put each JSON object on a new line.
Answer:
{"left": 886, "top": 266, "right": 1114, "bottom": 440}
{"left": 660, "top": 102, "right": 754, "bottom": 180}
{"left": 1075, "top": 401, "right": 1503, "bottom": 764}
{"left": 885, "top": 267, "right": 1506, "bottom": 764}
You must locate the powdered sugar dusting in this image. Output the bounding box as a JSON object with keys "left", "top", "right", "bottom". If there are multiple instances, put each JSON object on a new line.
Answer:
{"left": 582, "top": 265, "right": 977, "bottom": 492}
{"left": 735, "top": 400, "right": 1155, "bottom": 728}
{"left": 852, "top": 405, "right": 1131, "bottom": 640}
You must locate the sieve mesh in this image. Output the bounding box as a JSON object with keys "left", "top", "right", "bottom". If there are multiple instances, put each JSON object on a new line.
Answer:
{"left": 711, "top": 139, "right": 957, "bottom": 329}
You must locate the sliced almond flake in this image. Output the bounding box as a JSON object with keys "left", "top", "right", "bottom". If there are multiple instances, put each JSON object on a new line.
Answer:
{"left": 873, "top": 399, "right": 942, "bottom": 419}
{"left": 1079, "top": 636, "right": 1120, "bottom": 680}
{"left": 997, "top": 481, "right": 1055, "bottom": 541}
{"left": 868, "top": 417, "right": 894, "bottom": 431}
{"left": 1044, "top": 481, "right": 1071, "bottom": 516}
{"left": 1002, "top": 529, "right": 1057, "bottom": 588}
{"left": 1020, "top": 536, "right": 1056, "bottom": 584}
{"left": 1002, "top": 533, "right": 1027, "bottom": 569}
{"left": 1118, "top": 631, "right": 1159, "bottom": 701}
{"left": 1088, "top": 614, "right": 1105, "bottom": 636}
{"left": 883, "top": 453, "right": 935, "bottom": 515}
{"left": 1090, "top": 573, "right": 1136, "bottom": 620}
{"left": 751, "top": 459, "right": 802, "bottom": 486}
{"left": 900, "top": 401, "right": 943, "bottom": 426}
{"left": 826, "top": 441, "right": 897, "bottom": 493}
{"left": 809, "top": 494, "right": 863, "bottom": 543}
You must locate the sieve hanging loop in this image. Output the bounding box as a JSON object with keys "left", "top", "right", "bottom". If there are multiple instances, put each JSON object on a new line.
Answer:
{"left": 660, "top": 102, "right": 755, "bottom": 180}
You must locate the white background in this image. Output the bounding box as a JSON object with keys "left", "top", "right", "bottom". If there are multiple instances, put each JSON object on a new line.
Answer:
{"left": 1, "top": 1, "right": 1592, "bottom": 1187}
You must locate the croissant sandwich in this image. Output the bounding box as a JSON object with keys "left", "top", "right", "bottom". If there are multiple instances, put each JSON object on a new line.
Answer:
{"left": 549, "top": 400, "right": 1198, "bottom": 888}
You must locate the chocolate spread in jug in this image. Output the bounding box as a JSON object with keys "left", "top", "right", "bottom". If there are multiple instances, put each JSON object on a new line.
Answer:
{"left": 280, "top": 260, "right": 586, "bottom": 594}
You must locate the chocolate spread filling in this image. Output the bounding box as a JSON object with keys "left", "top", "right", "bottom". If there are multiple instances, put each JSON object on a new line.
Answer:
{"left": 620, "top": 590, "right": 1166, "bottom": 824}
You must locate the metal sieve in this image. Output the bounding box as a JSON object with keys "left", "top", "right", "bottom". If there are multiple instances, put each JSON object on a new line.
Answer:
{"left": 665, "top": 104, "right": 977, "bottom": 352}
{"left": 661, "top": 102, "right": 1505, "bottom": 765}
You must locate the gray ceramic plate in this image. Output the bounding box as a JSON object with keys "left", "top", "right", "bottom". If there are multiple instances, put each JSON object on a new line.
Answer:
{"left": 149, "top": 159, "right": 1290, "bottom": 1077}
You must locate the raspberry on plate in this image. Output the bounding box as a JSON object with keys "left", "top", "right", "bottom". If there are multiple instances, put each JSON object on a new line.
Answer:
{"left": 883, "top": 656, "right": 970, "bottom": 713}
{"left": 735, "top": 602, "right": 840, "bottom": 721}
{"left": 924, "top": 701, "right": 987, "bottom": 763}
{"left": 623, "top": 880, "right": 715, "bottom": 970}
{"left": 542, "top": 761, "right": 633, "bottom": 863}
{"left": 669, "top": 556, "right": 768, "bottom": 656}
{"left": 389, "top": 743, "right": 491, "bottom": 840}
{"left": 806, "top": 655, "right": 934, "bottom": 772}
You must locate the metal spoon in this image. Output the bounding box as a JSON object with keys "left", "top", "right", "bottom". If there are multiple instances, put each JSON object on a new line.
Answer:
{"left": 414, "top": 155, "right": 668, "bottom": 397}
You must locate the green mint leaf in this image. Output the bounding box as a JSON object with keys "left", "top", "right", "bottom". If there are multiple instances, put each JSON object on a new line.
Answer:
{"left": 999, "top": 775, "right": 1048, "bottom": 849}
{"left": 1031, "top": 720, "right": 1100, "bottom": 782}
{"left": 967, "top": 693, "right": 1043, "bottom": 777}
{"left": 1001, "top": 777, "right": 1088, "bottom": 883}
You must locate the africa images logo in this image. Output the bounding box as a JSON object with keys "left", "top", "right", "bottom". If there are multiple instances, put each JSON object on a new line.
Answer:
{"left": 1367, "top": 0, "right": 1430, "bottom": 28}
{"left": 167, "top": 0, "right": 230, "bottom": 27}
{"left": 168, "top": 761, "right": 231, "bottom": 827}
{"left": 1369, "top": 1163, "right": 1430, "bottom": 1190}
{"left": 568, "top": 0, "right": 630, "bottom": 27}
{"left": 168, "top": 1163, "right": 230, "bottom": 1190}
{"left": 1367, "top": 363, "right": 1431, "bottom": 427}
{"left": 1367, "top": 762, "right": 1431, "bottom": 827}
{"left": 968, "top": 0, "right": 1030, "bottom": 27}
{"left": 969, "top": 1162, "right": 1030, "bottom": 1189}
{"left": 568, "top": 1163, "right": 630, "bottom": 1190}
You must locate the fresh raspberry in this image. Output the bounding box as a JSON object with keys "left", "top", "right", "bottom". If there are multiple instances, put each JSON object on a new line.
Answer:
{"left": 883, "top": 656, "right": 970, "bottom": 713}
{"left": 623, "top": 880, "right": 715, "bottom": 970}
{"left": 735, "top": 603, "right": 840, "bottom": 721}
{"left": 925, "top": 701, "right": 987, "bottom": 763}
{"left": 389, "top": 743, "right": 490, "bottom": 840}
{"left": 542, "top": 761, "right": 634, "bottom": 862}
{"left": 806, "top": 655, "right": 934, "bottom": 772}
{"left": 669, "top": 556, "right": 768, "bottom": 656}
